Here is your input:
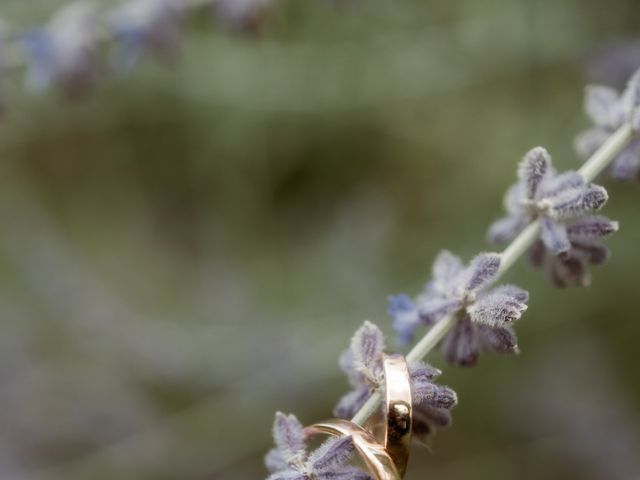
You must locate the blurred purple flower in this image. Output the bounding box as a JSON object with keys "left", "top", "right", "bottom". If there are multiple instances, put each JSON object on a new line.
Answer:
{"left": 334, "top": 322, "right": 457, "bottom": 442}
{"left": 108, "top": 0, "right": 186, "bottom": 71}
{"left": 21, "top": 2, "right": 100, "bottom": 95}
{"left": 216, "top": 0, "right": 272, "bottom": 32}
{"left": 389, "top": 251, "right": 529, "bottom": 366}
{"left": 575, "top": 67, "right": 640, "bottom": 182}
{"left": 265, "top": 412, "right": 371, "bottom": 479}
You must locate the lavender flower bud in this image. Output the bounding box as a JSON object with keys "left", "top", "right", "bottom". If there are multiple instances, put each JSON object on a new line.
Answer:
{"left": 273, "top": 412, "right": 306, "bottom": 461}
{"left": 464, "top": 253, "right": 501, "bottom": 292}
{"left": 540, "top": 216, "right": 571, "bottom": 255}
{"left": 565, "top": 216, "right": 619, "bottom": 238}
{"left": 350, "top": 320, "right": 385, "bottom": 384}
{"left": 518, "top": 147, "right": 551, "bottom": 199}
{"left": 584, "top": 85, "right": 625, "bottom": 129}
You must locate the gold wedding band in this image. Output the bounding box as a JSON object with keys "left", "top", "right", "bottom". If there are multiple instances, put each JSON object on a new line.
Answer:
{"left": 382, "top": 353, "right": 412, "bottom": 477}
{"left": 305, "top": 419, "right": 401, "bottom": 480}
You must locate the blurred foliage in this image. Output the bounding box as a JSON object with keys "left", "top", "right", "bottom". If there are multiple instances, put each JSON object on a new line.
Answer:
{"left": 0, "top": 1, "right": 639, "bottom": 479}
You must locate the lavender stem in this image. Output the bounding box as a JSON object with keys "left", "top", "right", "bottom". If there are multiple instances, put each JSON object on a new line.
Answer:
{"left": 351, "top": 122, "right": 634, "bottom": 427}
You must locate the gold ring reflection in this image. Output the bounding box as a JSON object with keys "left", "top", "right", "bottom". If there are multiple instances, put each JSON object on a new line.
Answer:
{"left": 305, "top": 419, "right": 401, "bottom": 480}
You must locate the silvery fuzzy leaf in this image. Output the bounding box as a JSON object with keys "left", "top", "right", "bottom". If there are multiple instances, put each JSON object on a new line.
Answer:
{"left": 540, "top": 217, "right": 571, "bottom": 255}
{"left": 412, "top": 405, "right": 452, "bottom": 443}
{"left": 338, "top": 350, "right": 365, "bottom": 388}
{"left": 571, "top": 239, "right": 611, "bottom": 265}
{"left": 489, "top": 284, "right": 529, "bottom": 304}
{"left": 621, "top": 66, "right": 640, "bottom": 114}
{"left": 539, "top": 171, "right": 584, "bottom": 199}
{"left": 487, "top": 215, "right": 528, "bottom": 245}
{"left": 431, "top": 250, "right": 464, "bottom": 284}
{"left": 309, "top": 436, "right": 355, "bottom": 474}
{"left": 441, "top": 315, "right": 479, "bottom": 367}
{"left": 417, "top": 297, "right": 461, "bottom": 325}
{"left": 584, "top": 85, "right": 625, "bottom": 129}
{"left": 548, "top": 184, "right": 608, "bottom": 219}
{"left": 265, "top": 448, "right": 289, "bottom": 473}
{"left": 518, "top": 147, "right": 551, "bottom": 199}
{"left": 611, "top": 145, "right": 640, "bottom": 181}
{"left": 468, "top": 290, "right": 528, "bottom": 327}
{"left": 477, "top": 324, "right": 519, "bottom": 354}
{"left": 408, "top": 361, "right": 441, "bottom": 382}
{"left": 388, "top": 295, "right": 420, "bottom": 346}
{"left": 350, "top": 321, "right": 385, "bottom": 383}
{"left": 333, "top": 386, "right": 370, "bottom": 419}
{"left": 415, "top": 405, "right": 452, "bottom": 429}
{"left": 273, "top": 412, "right": 306, "bottom": 461}
{"left": 267, "top": 472, "right": 306, "bottom": 480}
{"left": 464, "top": 253, "right": 501, "bottom": 292}
{"left": 566, "top": 216, "right": 619, "bottom": 239}
{"left": 411, "top": 380, "right": 457, "bottom": 410}
{"left": 503, "top": 183, "right": 526, "bottom": 215}
{"left": 574, "top": 127, "right": 610, "bottom": 158}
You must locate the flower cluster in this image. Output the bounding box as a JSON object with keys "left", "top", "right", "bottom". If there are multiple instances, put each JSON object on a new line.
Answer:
{"left": 1, "top": 0, "right": 284, "bottom": 101}
{"left": 575, "top": 67, "right": 640, "bottom": 181}
{"left": 334, "top": 321, "right": 457, "bottom": 442}
{"left": 487, "top": 147, "right": 617, "bottom": 286}
{"left": 107, "top": 0, "right": 186, "bottom": 71}
{"left": 265, "top": 412, "right": 372, "bottom": 480}
{"left": 22, "top": 2, "right": 100, "bottom": 95}
{"left": 216, "top": 0, "right": 273, "bottom": 32}
{"left": 389, "top": 252, "right": 529, "bottom": 366}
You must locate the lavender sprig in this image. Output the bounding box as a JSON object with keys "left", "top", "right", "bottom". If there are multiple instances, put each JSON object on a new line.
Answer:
{"left": 389, "top": 252, "right": 528, "bottom": 365}
{"left": 334, "top": 322, "right": 457, "bottom": 443}
{"left": 487, "top": 147, "right": 617, "bottom": 286}
{"left": 351, "top": 119, "right": 634, "bottom": 428}
{"left": 576, "top": 69, "right": 640, "bottom": 181}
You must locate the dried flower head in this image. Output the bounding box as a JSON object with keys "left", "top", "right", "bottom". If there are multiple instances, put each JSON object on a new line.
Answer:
{"left": 575, "top": 66, "right": 640, "bottom": 181}
{"left": 21, "top": 2, "right": 100, "bottom": 94}
{"left": 108, "top": 0, "right": 185, "bottom": 70}
{"left": 265, "top": 412, "right": 372, "bottom": 479}
{"left": 487, "top": 147, "right": 615, "bottom": 285}
{"left": 334, "top": 322, "right": 457, "bottom": 442}
{"left": 389, "top": 251, "right": 529, "bottom": 366}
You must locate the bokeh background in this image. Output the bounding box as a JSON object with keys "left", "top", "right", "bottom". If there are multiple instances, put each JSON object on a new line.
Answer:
{"left": 1, "top": 1, "right": 639, "bottom": 479}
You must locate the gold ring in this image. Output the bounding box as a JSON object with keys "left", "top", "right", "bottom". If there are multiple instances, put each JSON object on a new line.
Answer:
{"left": 305, "top": 419, "right": 401, "bottom": 480}
{"left": 382, "top": 353, "right": 412, "bottom": 477}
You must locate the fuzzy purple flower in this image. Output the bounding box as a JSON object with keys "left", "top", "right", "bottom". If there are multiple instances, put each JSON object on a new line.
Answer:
{"left": 389, "top": 251, "right": 529, "bottom": 366}
{"left": 487, "top": 147, "right": 615, "bottom": 285}
{"left": 21, "top": 2, "right": 100, "bottom": 95}
{"left": 265, "top": 412, "right": 372, "bottom": 480}
{"left": 575, "top": 67, "right": 640, "bottom": 181}
{"left": 334, "top": 322, "right": 457, "bottom": 442}
{"left": 108, "top": 0, "right": 186, "bottom": 71}
{"left": 528, "top": 215, "right": 619, "bottom": 287}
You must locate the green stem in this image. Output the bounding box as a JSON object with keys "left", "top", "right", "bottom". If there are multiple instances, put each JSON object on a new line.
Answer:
{"left": 351, "top": 122, "right": 634, "bottom": 427}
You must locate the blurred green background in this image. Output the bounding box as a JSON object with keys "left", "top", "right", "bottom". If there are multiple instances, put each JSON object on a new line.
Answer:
{"left": 0, "top": 1, "right": 639, "bottom": 479}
